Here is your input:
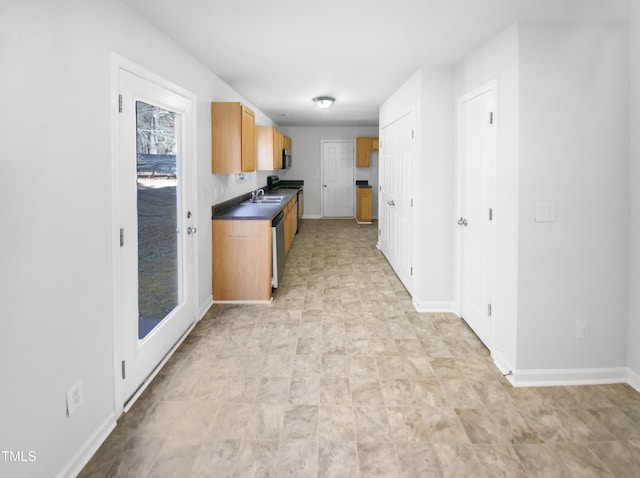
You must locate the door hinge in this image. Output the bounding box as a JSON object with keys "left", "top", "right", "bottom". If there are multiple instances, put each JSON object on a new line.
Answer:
{"left": 378, "top": 229, "right": 381, "bottom": 236}
{"left": 489, "top": 112, "right": 494, "bottom": 124}
{"left": 411, "top": 267, "right": 413, "bottom": 276}
{"left": 411, "top": 198, "right": 413, "bottom": 207}
{"left": 488, "top": 304, "right": 492, "bottom": 317}
{"left": 120, "top": 228, "right": 124, "bottom": 247}
{"left": 411, "top": 130, "right": 414, "bottom": 139}
{"left": 118, "top": 94, "right": 123, "bottom": 113}
{"left": 489, "top": 208, "right": 493, "bottom": 221}
{"left": 379, "top": 185, "right": 382, "bottom": 192}
{"left": 121, "top": 360, "right": 126, "bottom": 379}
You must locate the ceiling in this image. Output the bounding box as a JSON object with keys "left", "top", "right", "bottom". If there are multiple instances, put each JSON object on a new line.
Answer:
{"left": 121, "top": 0, "right": 628, "bottom": 127}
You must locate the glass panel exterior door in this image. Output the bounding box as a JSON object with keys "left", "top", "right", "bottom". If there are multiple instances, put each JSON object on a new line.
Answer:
{"left": 117, "top": 66, "right": 195, "bottom": 407}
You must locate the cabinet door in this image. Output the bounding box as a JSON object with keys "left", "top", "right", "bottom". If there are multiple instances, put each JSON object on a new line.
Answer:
{"left": 356, "top": 137, "right": 371, "bottom": 168}
{"left": 212, "top": 102, "right": 255, "bottom": 174}
{"left": 256, "top": 126, "right": 273, "bottom": 171}
{"left": 291, "top": 197, "right": 298, "bottom": 235}
{"left": 212, "top": 219, "right": 271, "bottom": 300}
{"left": 358, "top": 188, "right": 372, "bottom": 222}
{"left": 284, "top": 208, "right": 293, "bottom": 254}
{"left": 241, "top": 106, "right": 256, "bottom": 172}
{"left": 211, "top": 102, "right": 242, "bottom": 174}
{"left": 283, "top": 135, "right": 292, "bottom": 152}
{"left": 274, "top": 129, "right": 284, "bottom": 169}
{"left": 371, "top": 138, "right": 379, "bottom": 152}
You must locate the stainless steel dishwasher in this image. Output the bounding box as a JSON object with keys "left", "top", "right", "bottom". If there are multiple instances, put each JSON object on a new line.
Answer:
{"left": 272, "top": 210, "right": 286, "bottom": 288}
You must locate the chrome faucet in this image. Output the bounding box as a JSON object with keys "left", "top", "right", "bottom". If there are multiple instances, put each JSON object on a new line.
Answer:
{"left": 250, "top": 188, "right": 265, "bottom": 202}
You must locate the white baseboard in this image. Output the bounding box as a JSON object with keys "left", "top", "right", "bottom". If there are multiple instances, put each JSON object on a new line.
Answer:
{"left": 65, "top": 297, "right": 216, "bottom": 478}
{"left": 627, "top": 367, "right": 640, "bottom": 393}
{"left": 57, "top": 413, "right": 117, "bottom": 478}
{"left": 412, "top": 300, "right": 455, "bottom": 313}
{"left": 302, "top": 214, "right": 322, "bottom": 219}
{"left": 510, "top": 366, "right": 628, "bottom": 388}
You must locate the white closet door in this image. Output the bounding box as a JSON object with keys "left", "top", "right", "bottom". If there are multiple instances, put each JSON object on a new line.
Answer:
{"left": 379, "top": 111, "right": 414, "bottom": 292}
{"left": 458, "top": 84, "right": 496, "bottom": 350}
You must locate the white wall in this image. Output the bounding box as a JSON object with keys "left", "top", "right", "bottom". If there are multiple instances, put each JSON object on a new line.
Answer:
{"left": 414, "top": 68, "right": 455, "bottom": 309}
{"left": 379, "top": 68, "right": 456, "bottom": 310}
{"left": 517, "top": 23, "right": 629, "bottom": 372}
{"left": 0, "top": 1, "right": 275, "bottom": 476}
{"left": 454, "top": 24, "right": 520, "bottom": 369}
{"left": 280, "top": 126, "right": 380, "bottom": 218}
{"left": 454, "top": 20, "right": 631, "bottom": 379}
{"left": 628, "top": 4, "right": 640, "bottom": 386}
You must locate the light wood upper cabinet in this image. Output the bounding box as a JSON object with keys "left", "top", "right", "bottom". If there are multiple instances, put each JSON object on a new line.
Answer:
{"left": 211, "top": 102, "right": 256, "bottom": 174}
{"left": 283, "top": 135, "right": 292, "bottom": 152}
{"left": 257, "top": 126, "right": 281, "bottom": 170}
{"left": 356, "top": 137, "right": 378, "bottom": 168}
{"left": 241, "top": 106, "right": 256, "bottom": 172}
{"left": 371, "top": 138, "right": 379, "bottom": 152}
{"left": 257, "top": 126, "right": 292, "bottom": 171}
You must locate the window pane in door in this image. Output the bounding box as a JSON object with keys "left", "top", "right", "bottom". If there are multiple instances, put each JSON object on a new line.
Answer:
{"left": 136, "top": 101, "right": 179, "bottom": 339}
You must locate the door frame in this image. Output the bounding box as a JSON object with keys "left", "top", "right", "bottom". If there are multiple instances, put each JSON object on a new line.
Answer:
{"left": 110, "top": 53, "right": 199, "bottom": 413}
{"left": 320, "top": 139, "right": 356, "bottom": 218}
{"left": 454, "top": 79, "right": 498, "bottom": 347}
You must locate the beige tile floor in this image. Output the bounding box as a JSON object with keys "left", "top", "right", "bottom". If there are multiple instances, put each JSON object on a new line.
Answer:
{"left": 81, "top": 219, "right": 640, "bottom": 477}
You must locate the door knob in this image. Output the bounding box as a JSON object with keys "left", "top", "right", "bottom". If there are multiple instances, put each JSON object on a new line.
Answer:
{"left": 187, "top": 226, "right": 197, "bottom": 235}
{"left": 387, "top": 200, "right": 395, "bottom": 206}
{"left": 457, "top": 217, "right": 468, "bottom": 226}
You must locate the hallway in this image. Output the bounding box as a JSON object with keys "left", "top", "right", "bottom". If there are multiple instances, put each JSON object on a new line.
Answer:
{"left": 81, "top": 219, "right": 640, "bottom": 477}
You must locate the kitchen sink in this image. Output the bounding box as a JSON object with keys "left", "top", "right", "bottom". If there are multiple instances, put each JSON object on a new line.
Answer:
{"left": 255, "top": 195, "right": 286, "bottom": 202}
{"left": 241, "top": 196, "right": 285, "bottom": 206}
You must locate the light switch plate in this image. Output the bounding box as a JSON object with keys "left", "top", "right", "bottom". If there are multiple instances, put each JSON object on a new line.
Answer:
{"left": 535, "top": 203, "right": 556, "bottom": 223}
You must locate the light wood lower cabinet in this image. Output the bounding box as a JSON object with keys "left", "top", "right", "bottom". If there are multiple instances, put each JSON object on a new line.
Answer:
{"left": 284, "top": 196, "right": 298, "bottom": 255}
{"left": 356, "top": 187, "right": 372, "bottom": 224}
{"left": 212, "top": 219, "right": 272, "bottom": 301}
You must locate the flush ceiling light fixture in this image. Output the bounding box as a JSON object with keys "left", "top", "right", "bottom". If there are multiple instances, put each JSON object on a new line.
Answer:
{"left": 312, "top": 96, "right": 335, "bottom": 109}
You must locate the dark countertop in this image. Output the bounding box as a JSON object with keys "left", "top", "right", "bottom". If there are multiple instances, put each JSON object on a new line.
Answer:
{"left": 211, "top": 188, "right": 298, "bottom": 221}
{"left": 356, "top": 180, "right": 372, "bottom": 189}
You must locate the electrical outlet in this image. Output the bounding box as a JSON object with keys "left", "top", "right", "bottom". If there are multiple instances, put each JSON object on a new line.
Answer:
{"left": 66, "top": 379, "right": 84, "bottom": 417}
{"left": 576, "top": 320, "right": 590, "bottom": 339}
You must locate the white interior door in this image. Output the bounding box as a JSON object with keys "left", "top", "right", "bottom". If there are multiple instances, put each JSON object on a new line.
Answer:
{"left": 458, "top": 84, "right": 496, "bottom": 350}
{"left": 116, "top": 68, "right": 197, "bottom": 405}
{"left": 379, "top": 111, "right": 414, "bottom": 292}
{"left": 322, "top": 141, "right": 355, "bottom": 217}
